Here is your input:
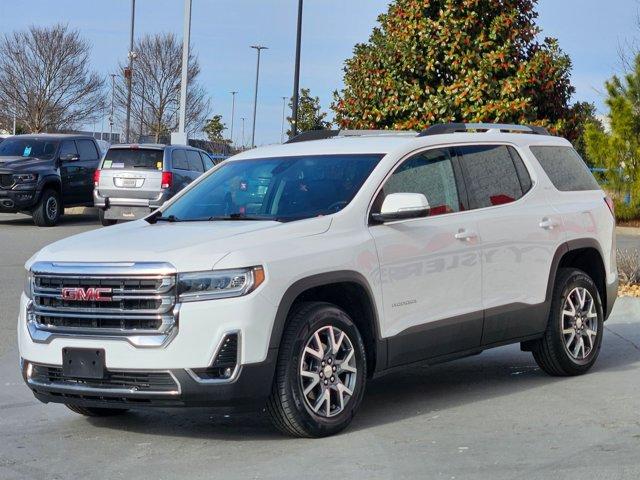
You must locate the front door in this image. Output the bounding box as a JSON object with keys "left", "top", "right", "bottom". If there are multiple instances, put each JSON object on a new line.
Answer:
{"left": 58, "top": 140, "right": 81, "bottom": 205}
{"left": 368, "top": 147, "right": 483, "bottom": 367}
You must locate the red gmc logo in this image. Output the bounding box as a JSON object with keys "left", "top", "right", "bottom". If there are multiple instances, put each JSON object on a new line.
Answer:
{"left": 61, "top": 287, "right": 113, "bottom": 302}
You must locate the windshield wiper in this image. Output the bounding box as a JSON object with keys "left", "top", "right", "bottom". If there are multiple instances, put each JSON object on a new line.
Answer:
{"left": 204, "top": 214, "right": 280, "bottom": 222}
{"left": 147, "top": 212, "right": 181, "bottom": 224}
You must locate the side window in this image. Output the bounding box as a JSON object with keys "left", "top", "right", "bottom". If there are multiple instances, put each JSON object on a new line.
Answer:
{"left": 529, "top": 146, "right": 600, "bottom": 191}
{"left": 76, "top": 139, "right": 99, "bottom": 161}
{"left": 200, "top": 152, "right": 215, "bottom": 171}
{"left": 458, "top": 145, "right": 524, "bottom": 209}
{"left": 59, "top": 140, "right": 78, "bottom": 158}
{"left": 380, "top": 148, "right": 461, "bottom": 217}
{"left": 186, "top": 150, "right": 204, "bottom": 172}
{"left": 172, "top": 149, "right": 189, "bottom": 170}
{"left": 508, "top": 146, "right": 532, "bottom": 194}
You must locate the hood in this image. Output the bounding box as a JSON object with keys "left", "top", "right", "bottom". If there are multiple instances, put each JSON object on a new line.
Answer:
{"left": 28, "top": 216, "right": 332, "bottom": 272}
{"left": 0, "top": 156, "right": 55, "bottom": 172}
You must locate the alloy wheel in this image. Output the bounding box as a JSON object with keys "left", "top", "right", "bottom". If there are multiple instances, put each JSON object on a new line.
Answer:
{"left": 46, "top": 196, "right": 58, "bottom": 220}
{"left": 299, "top": 325, "right": 358, "bottom": 418}
{"left": 561, "top": 287, "right": 598, "bottom": 361}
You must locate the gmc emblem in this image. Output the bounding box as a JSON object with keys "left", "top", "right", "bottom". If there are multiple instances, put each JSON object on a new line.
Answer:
{"left": 61, "top": 287, "right": 113, "bottom": 302}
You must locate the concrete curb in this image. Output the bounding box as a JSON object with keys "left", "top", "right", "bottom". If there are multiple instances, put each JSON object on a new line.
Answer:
{"left": 64, "top": 207, "right": 98, "bottom": 216}
{"left": 617, "top": 226, "right": 640, "bottom": 237}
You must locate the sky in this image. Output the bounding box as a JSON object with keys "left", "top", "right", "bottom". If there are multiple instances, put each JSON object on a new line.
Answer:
{"left": 0, "top": 0, "right": 638, "bottom": 145}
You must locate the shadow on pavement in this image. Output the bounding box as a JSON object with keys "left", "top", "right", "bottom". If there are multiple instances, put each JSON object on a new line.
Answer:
{"left": 81, "top": 323, "right": 640, "bottom": 441}
{"left": 0, "top": 212, "right": 99, "bottom": 227}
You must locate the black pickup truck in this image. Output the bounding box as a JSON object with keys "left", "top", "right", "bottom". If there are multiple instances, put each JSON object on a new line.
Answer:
{"left": 0, "top": 134, "right": 101, "bottom": 226}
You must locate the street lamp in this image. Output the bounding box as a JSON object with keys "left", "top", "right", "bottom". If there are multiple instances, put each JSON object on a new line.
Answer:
{"left": 177, "top": 0, "right": 192, "bottom": 145}
{"left": 250, "top": 45, "right": 268, "bottom": 148}
{"left": 241, "top": 117, "right": 246, "bottom": 150}
{"left": 125, "top": 0, "right": 136, "bottom": 143}
{"left": 281, "top": 96, "right": 287, "bottom": 143}
{"left": 109, "top": 73, "right": 116, "bottom": 142}
{"left": 291, "top": 0, "right": 304, "bottom": 138}
{"left": 230, "top": 91, "right": 238, "bottom": 146}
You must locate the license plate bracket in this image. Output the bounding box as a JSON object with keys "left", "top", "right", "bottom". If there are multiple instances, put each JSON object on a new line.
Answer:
{"left": 62, "top": 348, "right": 105, "bottom": 379}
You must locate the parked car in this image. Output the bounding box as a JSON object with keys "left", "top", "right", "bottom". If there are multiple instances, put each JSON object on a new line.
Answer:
{"left": 0, "top": 134, "right": 101, "bottom": 226}
{"left": 93, "top": 143, "right": 217, "bottom": 226}
{"left": 18, "top": 124, "right": 617, "bottom": 437}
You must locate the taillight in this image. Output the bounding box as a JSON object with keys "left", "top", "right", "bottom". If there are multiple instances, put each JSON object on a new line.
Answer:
{"left": 604, "top": 196, "right": 615, "bottom": 217}
{"left": 161, "top": 171, "right": 173, "bottom": 189}
{"left": 93, "top": 169, "right": 100, "bottom": 187}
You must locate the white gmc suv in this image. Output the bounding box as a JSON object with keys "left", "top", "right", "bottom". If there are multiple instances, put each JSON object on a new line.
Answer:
{"left": 18, "top": 124, "right": 617, "bottom": 437}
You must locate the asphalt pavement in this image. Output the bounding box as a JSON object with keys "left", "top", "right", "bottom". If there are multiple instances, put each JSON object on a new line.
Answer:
{"left": 1, "top": 211, "right": 639, "bottom": 480}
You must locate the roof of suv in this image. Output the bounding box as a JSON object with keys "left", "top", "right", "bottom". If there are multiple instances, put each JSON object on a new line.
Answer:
{"left": 232, "top": 129, "right": 571, "bottom": 162}
{"left": 109, "top": 143, "right": 205, "bottom": 151}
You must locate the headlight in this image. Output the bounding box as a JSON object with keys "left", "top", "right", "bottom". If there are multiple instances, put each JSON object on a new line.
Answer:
{"left": 13, "top": 173, "right": 37, "bottom": 183}
{"left": 24, "top": 270, "right": 33, "bottom": 299}
{"left": 177, "top": 266, "right": 265, "bottom": 302}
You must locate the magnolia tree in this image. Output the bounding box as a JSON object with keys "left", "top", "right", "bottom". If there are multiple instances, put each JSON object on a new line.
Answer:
{"left": 332, "top": 0, "right": 580, "bottom": 137}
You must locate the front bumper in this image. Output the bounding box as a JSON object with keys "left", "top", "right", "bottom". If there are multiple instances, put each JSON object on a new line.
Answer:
{"left": 0, "top": 187, "right": 39, "bottom": 212}
{"left": 22, "top": 350, "right": 277, "bottom": 411}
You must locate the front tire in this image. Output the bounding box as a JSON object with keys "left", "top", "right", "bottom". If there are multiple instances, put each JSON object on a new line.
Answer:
{"left": 66, "top": 404, "right": 128, "bottom": 417}
{"left": 32, "top": 189, "right": 61, "bottom": 227}
{"left": 266, "top": 302, "right": 367, "bottom": 437}
{"left": 532, "top": 268, "right": 604, "bottom": 376}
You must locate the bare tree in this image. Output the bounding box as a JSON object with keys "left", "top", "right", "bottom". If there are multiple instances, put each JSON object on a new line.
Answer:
{"left": 115, "top": 33, "right": 209, "bottom": 143}
{"left": 0, "top": 24, "right": 105, "bottom": 133}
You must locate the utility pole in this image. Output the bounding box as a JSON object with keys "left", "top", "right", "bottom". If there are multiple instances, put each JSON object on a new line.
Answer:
{"left": 230, "top": 91, "right": 238, "bottom": 146}
{"left": 250, "top": 45, "right": 268, "bottom": 148}
{"left": 291, "top": 0, "right": 304, "bottom": 138}
{"left": 125, "top": 0, "right": 136, "bottom": 143}
{"left": 281, "top": 96, "right": 287, "bottom": 143}
{"left": 176, "top": 0, "right": 192, "bottom": 145}
{"left": 139, "top": 77, "right": 145, "bottom": 141}
{"left": 109, "top": 73, "right": 116, "bottom": 143}
{"left": 241, "top": 117, "right": 246, "bottom": 150}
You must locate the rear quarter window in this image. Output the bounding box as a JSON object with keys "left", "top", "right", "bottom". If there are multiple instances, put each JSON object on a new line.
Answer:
{"left": 102, "top": 149, "right": 164, "bottom": 170}
{"left": 530, "top": 146, "right": 600, "bottom": 192}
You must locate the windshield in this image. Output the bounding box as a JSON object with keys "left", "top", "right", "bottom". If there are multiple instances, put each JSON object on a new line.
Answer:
{"left": 102, "top": 148, "right": 164, "bottom": 170}
{"left": 161, "top": 154, "right": 384, "bottom": 222}
{"left": 0, "top": 138, "right": 59, "bottom": 160}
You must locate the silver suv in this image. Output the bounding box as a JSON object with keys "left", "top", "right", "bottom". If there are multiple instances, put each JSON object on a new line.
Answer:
{"left": 93, "top": 144, "right": 217, "bottom": 225}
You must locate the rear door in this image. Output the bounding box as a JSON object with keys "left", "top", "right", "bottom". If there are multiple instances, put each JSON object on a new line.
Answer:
{"left": 455, "top": 144, "right": 563, "bottom": 344}
{"left": 186, "top": 150, "right": 205, "bottom": 180}
{"left": 97, "top": 147, "right": 165, "bottom": 203}
{"left": 170, "top": 149, "right": 191, "bottom": 192}
{"left": 76, "top": 139, "right": 100, "bottom": 203}
{"left": 59, "top": 140, "right": 82, "bottom": 205}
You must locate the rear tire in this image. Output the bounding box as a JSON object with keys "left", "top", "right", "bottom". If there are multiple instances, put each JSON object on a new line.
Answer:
{"left": 32, "top": 189, "right": 61, "bottom": 227}
{"left": 266, "top": 302, "right": 367, "bottom": 438}
{"left": 98, "top": 209, "right": 117, "bottom": 226}
{"left": 532, "top": 268, "right": 604, "bottom": 376}
{"left": 66, "top": 404, "right": 128, "bottom": 417}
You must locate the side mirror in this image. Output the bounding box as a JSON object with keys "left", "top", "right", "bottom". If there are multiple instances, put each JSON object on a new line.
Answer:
{"left": 371, "top": 193, "right": 430, "bottom": 223}
{"left": 60, "top": 153, "right": 80, "bottom": 162}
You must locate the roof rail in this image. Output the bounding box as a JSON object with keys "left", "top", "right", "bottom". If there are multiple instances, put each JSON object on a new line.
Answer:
{"left": 418, "top": 123, "right": 550, "bottom": 136}
{"left": 285, "top": 129, "right": 417, "bottom": 144}
{"left": 286, "top": 130, "right": 340, "bottom": 144}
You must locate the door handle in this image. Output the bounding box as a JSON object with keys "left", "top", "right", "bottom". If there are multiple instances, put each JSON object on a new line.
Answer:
{"left": 454, "top": 229, "right": 478, "bottom": 242}
{"left": 539, "top": 218, "right": 559, "bottom": 230}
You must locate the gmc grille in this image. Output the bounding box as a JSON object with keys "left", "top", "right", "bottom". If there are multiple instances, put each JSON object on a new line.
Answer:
{"left": 29, "top": 263, "right": 178, "bottom": 347}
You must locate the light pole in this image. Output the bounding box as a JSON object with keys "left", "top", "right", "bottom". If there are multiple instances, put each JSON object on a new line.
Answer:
{"left": 241, "top": 117, "right": 246, "bottom": 149}
{"left": 230, "top": 91, "right": 238, "bottom": 146}
{"left": 109, "top": 73, "right": 116, "bottom": 142}
{"left": 291, "top": 0, "right": 304, "bottom": 138}
{"left": 281, "top": 96, "right": 287, "bottom": 143}
{"left": 12, "top": 96, "right": 17, "bottom": 135}
{"left": 250, "top": 45, "right": 268, "bottom": 148}
{"left": 125, "top": 0, "right": 136, "bottom": 143}
{"left": 177, "top": 0, "right": 192, "bottom": 145}
{"left": 139, "top": 76, "right": 146, "bottom": 141}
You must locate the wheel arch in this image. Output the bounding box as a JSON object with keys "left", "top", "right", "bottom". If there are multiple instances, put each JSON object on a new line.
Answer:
{"left": 38, "top": 176, "right": 63, "bottom": 206}
{"left": 269, "top": 271, "right": 386, "bottom": 376}
{"left": 548, "top": 239, "right": 610, "bottom": 319}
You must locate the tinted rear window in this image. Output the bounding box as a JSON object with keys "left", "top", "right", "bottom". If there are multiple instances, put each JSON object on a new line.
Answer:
{"left": 103, "top": 149, "right": 164, "bottom": 170}
{"left": 530, "top": 146, "right": 600, "bottom": 191}
{"left": 458, "top": 145, "right": 525, "bottom": 209}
